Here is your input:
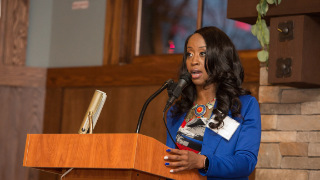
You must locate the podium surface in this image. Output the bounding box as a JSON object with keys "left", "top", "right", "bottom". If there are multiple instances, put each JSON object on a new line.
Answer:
{"left": 23, "top": 133, "right": 206, "bottom": 180}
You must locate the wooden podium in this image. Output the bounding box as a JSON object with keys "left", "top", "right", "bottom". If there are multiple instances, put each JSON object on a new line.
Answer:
{"left": 23, "top": 133, "right": 206, "bottom": 180}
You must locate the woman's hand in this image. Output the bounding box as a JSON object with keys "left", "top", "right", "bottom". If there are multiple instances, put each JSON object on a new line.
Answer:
{"left": 164, "top": 148, "right": 206, "bottom": 173}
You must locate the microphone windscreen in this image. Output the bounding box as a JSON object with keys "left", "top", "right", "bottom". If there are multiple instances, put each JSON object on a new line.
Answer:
{"left": 178, "top": 72, "right": 192, "bottom": 86}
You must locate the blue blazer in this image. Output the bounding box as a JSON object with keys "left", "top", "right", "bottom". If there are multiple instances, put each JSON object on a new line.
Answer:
{"left": 166, "top": 95, "right": 261, "bottom": 180}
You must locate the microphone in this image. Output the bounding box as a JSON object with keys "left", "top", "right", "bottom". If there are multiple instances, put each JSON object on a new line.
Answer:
{"left": 163, "top": 72, "right": 191, "bottom": 149}
{"left": 165, "top": 72, "right": 192, "bottom": 111}
{"left": 135, "top": 79, "right": 174, "bottom": 133}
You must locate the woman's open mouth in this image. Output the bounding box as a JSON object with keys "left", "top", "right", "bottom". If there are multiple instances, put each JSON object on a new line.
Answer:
{"left": 190, "top": 69, "right": 202, "bottom": 79}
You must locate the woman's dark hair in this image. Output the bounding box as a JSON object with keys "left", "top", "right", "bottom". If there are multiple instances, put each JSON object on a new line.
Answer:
{"left": 172, "top": 26, "right": 251, "bottom": 129}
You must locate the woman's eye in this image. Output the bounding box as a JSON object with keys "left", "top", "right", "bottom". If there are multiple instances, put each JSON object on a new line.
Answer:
{"left": 186, "top": 53, "right": 193, "bottom": 57}
{"left": 200, "top": 52, "right": 206, "bottom": 56}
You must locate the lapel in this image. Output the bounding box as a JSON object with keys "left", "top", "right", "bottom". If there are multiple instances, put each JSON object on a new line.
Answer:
{"left": 202, "top": 127, "right": 223, "bottom": 154}
{"left": 202, "top": 100, "right": 233, "bottom": 154}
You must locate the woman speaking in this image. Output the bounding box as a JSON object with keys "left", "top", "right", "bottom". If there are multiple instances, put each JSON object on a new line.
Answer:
{"left": 164, "top": 26, "right": 261, "bottom": 180}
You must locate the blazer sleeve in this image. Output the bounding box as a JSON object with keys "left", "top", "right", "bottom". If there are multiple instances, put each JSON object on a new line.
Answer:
{"left": 199, "top": 97, "right": 261, "bottom": 178}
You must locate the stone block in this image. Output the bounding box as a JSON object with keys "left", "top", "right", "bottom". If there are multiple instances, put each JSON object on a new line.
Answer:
{"left": 261, "top": 131, "right": 296, "bottom": 142}
{"left": 255, "top": 169, "right": 308, "bottom": 180}
{"left": 297, "top": 132, "right": 320, "bottom": 142}
{"left": 260, "top": 104, "right": 301, "bottom": 115}
{"left": 256, "top": 143, "right": 282, "bottom": 168}
{"left": 297, "top": 132, "right": 309, "bottom": 142}
{"left": 279, "top": 142, "right": 308, "bottom": 156}
{"left": 281, "top": 157, "right": 320, "bottom": 169}
{"left": 261, "top": 115, "right": 277, "bottom": 130}
{"left": 260, "top": 67, "right": 271, "bottom": 86}
{"left": 281, "top": 89, "right": 320, "bottom": 103}
{"left": 301, "top": 101, "right": 320, "bottom": 115}
{"left": 259, "top": 86, "right": 281, "bottom": 103}
{"left": 279, "top": 86, "right": 297, "bottom": 90}
{"left": 309, "top": 171, "right": 320, "bottom": 180}
{"left": 308, "top": 143, "right": 320, "bottom": 156}
{"left": 277, "top": 115, "right": 320, "bottom": 130}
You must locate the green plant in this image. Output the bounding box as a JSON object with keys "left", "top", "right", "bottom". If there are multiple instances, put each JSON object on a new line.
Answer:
{"left": 251, "top": 0, "right": 281, "bottom": 65}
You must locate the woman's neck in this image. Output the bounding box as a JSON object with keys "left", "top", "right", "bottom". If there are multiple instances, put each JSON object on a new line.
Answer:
{"left": 195, "top": 84, "right": 216, "bottom": 105}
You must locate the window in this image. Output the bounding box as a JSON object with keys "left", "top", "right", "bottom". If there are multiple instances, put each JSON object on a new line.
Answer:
{"left": 202, "top": 0, "right": 260, "bottom": 50}
{"left": 138, "top": 0, "right": 198, "bottom": 55}
{"left": 104, "top": 0, "right": 260, "bottom": 64}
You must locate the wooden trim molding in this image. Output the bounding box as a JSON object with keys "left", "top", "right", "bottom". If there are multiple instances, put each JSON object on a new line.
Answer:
{"left": 0, "top": 0, "right": 30, "bottom": 66}
{"left": 0, "top": 0, "right": 8, "bottom": 66}
{"left": 47, "top": 50, "right": 260, "bottom": 88}
{"left": 197, "top": 0, "right": 203, "bottom": 29}
{"left": 47, "top": 56, "right": 181, "bottom": 88}
{"left": 0, "top": 66, "right": 47, "bottom": 87}
{"left": 103, "top": 0, "right": 139, "bottom": 65}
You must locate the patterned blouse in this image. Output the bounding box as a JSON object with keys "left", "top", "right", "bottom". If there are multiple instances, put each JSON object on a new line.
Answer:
{"left": 176, "top": 117, "right": 209, "bottom": 154}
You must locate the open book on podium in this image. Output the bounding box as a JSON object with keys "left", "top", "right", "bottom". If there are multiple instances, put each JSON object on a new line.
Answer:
{"left": 23, "top": 90, "right": 206, "bottom": 180}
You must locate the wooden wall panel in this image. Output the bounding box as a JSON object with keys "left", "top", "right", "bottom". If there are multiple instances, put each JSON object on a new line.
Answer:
{"left": 0, "top": 86, "right": 45, "bottom": 180}
{"left": 60, "top": 86, "right": 169, "bottom": 144}
{"left": 41, "top": 88, "right": 63, "bottom": 134}
{"left": 0, "top": 0, "right": 30, "bottom": 66}
{"left": 238, "top": 50, "right": 261, "bottom": 84}
{"left": 47, "top": 50, "right": 260, "bottom": 88}
{"left": 47, "top": 58, "right": 182, "bottom": 88}
{"left": 0, "top": 67, "right": 47, "bottom": 87}
{"left": 242, "top": 82, "right": 259, "bottom": 101}
{"left": 59, "top": 82, "right": 258, "bottom": 145}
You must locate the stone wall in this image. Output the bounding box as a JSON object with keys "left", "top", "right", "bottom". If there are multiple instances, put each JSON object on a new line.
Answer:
{"left": 256, "top": 67, "right": 320, "bottom": 180}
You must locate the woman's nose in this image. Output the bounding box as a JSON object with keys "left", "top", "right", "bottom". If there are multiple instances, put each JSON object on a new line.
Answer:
{"left": 191, "top": 56, "right": 200, "bottom": 66}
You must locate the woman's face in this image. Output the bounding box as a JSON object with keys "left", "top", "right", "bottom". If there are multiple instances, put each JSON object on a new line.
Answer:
{"left": 186, "top": 33, "right": 209, "bottom": 86}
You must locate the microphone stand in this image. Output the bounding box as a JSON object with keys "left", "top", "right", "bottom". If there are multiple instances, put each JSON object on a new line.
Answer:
{"left": 135, "top": 79, "right": 173, "bottom": 133}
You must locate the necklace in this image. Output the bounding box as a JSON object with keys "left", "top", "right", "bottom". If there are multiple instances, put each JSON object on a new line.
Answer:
{"left": 192, "top": 98, "right": 216, "bottom": 118}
